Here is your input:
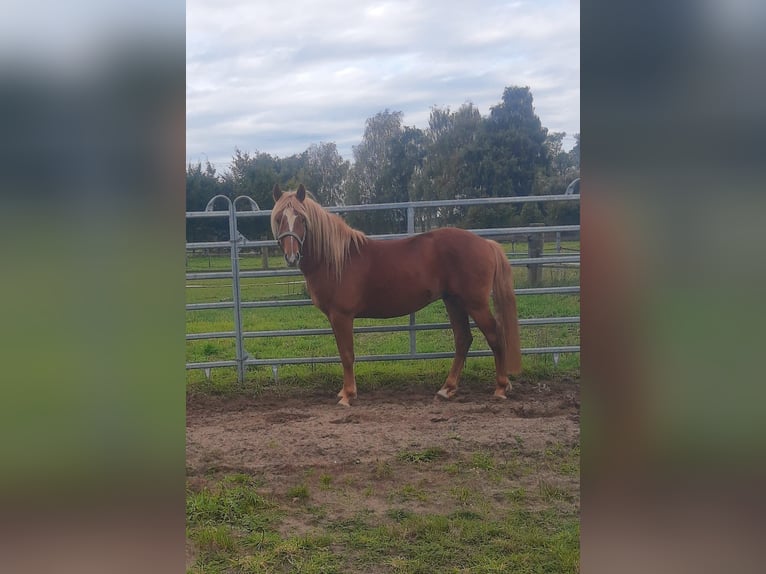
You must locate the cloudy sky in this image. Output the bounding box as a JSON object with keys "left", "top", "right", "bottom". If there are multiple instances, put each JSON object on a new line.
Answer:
{"left": 186, "top": 0, "right": 579, "bottom": 172}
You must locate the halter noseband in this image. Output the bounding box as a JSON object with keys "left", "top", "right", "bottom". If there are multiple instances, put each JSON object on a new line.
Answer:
{"left": 276, "top": 211, "right": 307, "bottom": 263}
{"left": 277, "top": 229, "right": 306, "bottom": 247}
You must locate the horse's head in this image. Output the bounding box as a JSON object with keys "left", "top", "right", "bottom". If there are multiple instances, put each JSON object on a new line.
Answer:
{"left": 271, "top": 183, "right": 309, "bottom": 267}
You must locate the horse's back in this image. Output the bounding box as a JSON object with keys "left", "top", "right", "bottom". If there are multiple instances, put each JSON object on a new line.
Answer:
{"left": 427, "top": 228, "right": 497, "bottom": 298}
{"left": 325, "top": 227, "right": 499, "bottom": 318}
{"left": 375, "top": 227, "right": 497, "bottom": 301}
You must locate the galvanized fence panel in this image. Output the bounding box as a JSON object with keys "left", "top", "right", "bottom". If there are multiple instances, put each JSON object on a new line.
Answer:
{"left": 186, "top": 194, "right": 580, "bottom": 381}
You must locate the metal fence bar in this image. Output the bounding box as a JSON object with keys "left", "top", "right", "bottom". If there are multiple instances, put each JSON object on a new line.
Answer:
{"left": 185, "top": 255, "right": 579, "bottom": 281}
{"left": 185, "top": 224, "right": 581, "bottom": 250}
{"left": 185, "top": 286, "right": 581, "bottom": 312}
{"left": 186, "top": 359, "right": 239, "bottom": 369}
{"left": 186, "top": 193, "right": 581, "bottom": 219}
{"left": 185, "top": 346, "right": 581, "bottom": 370}
{"left": 185, "top": 301, "right": 236, "bottom": 310}
{"left": 185, "top": 316, "right": 581, "bottom": 341}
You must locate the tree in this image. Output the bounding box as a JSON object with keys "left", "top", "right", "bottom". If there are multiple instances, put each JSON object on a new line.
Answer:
{"left": 410, "top": 103, "right": 483, "bottom": 228}
{"left": 569, "top": 133, "right": 580, "bottom": 168}
{"left": 520, "top": 201, "right": 544, "bottom": 225}
{"left": 474, "top": 86, "right": 549, "bottom": 198}
{"left": 185, "top": 86, "right": 574, "bottom": 236}
{"left": 300, "top": 142, "right": 349, "bottom": 206}
{"left": 538, "top": 131, "right": 580, "bottom": 225}
{"left": 186, "top": 160, "right": 220, "bottom": 211}
{"left": 344, "top": 110, "right": 425, "bottom": 233}
{"left": 227, "top": 148, "right": 280, "bottom": 207}
{"left": 439, "top": 86, "right": 547, "bottom": 229}
{"left": 225, "top": 149, "right": 280, "bottom": 239}
{"left": 186, "top": 160, "right": 227, "bottom": 241}
{"left": 545, "top": 131, "right": 570, "bottom": 177}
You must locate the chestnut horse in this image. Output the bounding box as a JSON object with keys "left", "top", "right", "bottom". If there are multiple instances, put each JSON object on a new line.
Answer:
{"left": 271, "top": 184, "right": 522, "bottom": 406}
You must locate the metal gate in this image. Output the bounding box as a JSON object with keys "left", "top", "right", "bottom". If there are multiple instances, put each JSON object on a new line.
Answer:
{"left": 186, "top": 194, "right": 580, "bottom": 382}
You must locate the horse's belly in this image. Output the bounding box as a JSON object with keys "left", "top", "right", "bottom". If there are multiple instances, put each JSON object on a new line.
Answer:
{"left": 356, "top": 287, "right": 439, "bottom": 319}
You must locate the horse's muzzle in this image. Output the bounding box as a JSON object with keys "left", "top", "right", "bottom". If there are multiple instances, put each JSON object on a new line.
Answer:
{"left": 277, "top": 230, "right": 305, "bottom": 269}
{"left": 284, "top": 253, "right": 301, "bottom": 267}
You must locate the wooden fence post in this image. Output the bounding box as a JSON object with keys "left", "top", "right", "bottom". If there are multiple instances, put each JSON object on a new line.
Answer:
{"left": 261, "top": 235, "right": 269, "bottom": 269}
{"left": 527, "top": 223, "right": 544, "bottom": 287}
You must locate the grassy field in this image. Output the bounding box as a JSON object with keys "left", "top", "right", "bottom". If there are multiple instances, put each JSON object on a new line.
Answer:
{"left": 185, "top": 241, "right": 580, "bottom": 394}
{"left": 186, "top": 241, "right": 580, "bottom": 573}
{"left": 186, "top": 445, "right": 580, "bottom": 573}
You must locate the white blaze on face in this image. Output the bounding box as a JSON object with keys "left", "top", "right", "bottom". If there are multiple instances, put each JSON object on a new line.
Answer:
{"left": 283, "top": 206, "right": 299, "bottom": 234}
{"left": 281, "top": 205, "right": 301, "bottom": 264}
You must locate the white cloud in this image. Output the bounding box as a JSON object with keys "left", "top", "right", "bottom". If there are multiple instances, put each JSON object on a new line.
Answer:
{"left": 186, "top": 0, "right": 580, "bottom": 170}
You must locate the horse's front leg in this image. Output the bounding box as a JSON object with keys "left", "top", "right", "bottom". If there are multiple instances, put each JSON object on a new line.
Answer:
{"left": 329, "top": 313, "right": 357, "bottom": 406}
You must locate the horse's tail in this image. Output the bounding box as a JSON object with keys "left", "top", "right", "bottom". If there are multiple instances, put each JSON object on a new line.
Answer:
{"left": 490, "top": 241, "right": 522, "bottom": 376}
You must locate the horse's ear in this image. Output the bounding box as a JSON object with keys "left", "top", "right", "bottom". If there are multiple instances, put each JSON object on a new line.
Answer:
{"left": 272, "top": 184, "right": 282, "bottom": 203}
{"left": 296, "top": 184, "right": 306, "bottom": 202}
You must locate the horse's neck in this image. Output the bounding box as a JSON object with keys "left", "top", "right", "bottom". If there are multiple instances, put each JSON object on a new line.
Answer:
{"left": 299, "top": 237, "right": 327, "bottom": 276}
{"left": 299, "top": 254, "right": 334, "bottom": 300}
{"left": 299, "top": 233, "right": 355, "bottom": 282}
{"left": 299, "top": 253, "right": 322, "bottom": 276}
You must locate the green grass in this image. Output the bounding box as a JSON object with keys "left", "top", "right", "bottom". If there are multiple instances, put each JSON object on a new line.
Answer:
{"left": 397, "top": 447, "right": 447, "bottom": 464}
{"left": 286, "top": 484, "right": 310, "bottom": 502}
{"left": 186, "top": 431, "right": 581, "bottom": 572}
{"left": 186, "top": 241, "right": 580, "bottom": 392}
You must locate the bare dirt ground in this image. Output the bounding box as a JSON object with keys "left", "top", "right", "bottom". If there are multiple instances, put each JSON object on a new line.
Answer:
{"left": 187, "top": 379, "right": 579, "bottom": 489}
{"left": 187, "top": 379, "right": 580, "bottom": 570}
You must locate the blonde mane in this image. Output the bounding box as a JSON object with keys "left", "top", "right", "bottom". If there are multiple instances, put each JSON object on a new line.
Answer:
{"left": 271, "top": 191, "right": 367, "bottom": 281}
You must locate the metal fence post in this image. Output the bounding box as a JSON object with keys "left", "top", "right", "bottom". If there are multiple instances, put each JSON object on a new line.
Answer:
{"left": 231, "top": 196, "right": 260, "bottom": 382}
{"left": 228, "top": 201, "right": 247, "bottom": 383}
{"left": 204, "top": 195, "right": 260, "bottom": 384}
{"left": 406, "top": 206, "right": 415, "bottom": 235}
{"left": 204, "top": 196, "right": 245, "bottom": 382}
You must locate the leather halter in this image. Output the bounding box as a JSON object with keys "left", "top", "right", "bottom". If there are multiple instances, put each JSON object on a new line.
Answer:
{"left": 276, "top": 210, "right": 307, "bottom": 263}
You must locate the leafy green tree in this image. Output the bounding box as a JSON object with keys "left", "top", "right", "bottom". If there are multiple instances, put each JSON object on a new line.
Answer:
{"left": 227, "top": 148, "right": 279, "bottom": 207}
{"left": 545, "top": 132, "right": 570, "bottom": 177}
{"left": 300, "top": 142, "right": 349, "bottom": 206}
{"left": 344, "top": 110, "right": 425, "bottom": 232}
{"left": 433, "top": 87, "right": 547, "bottom": 229}
{"left": 410, "top": 103, "right": 483, "bottom": 228}
{"left": 186, "top": 160, "right": 227, "bottom": 241}
{"left": 225, "top": 149, "right": 280, "bottom": 239}
{"left": 474, "top": 86, "right": 549, "bottom": 198}
{"left": 569, "top": 133, "right": 580, "bottom": 168}
{"left": 520, "top": 201, "right": 544, "bottom": 225}
{"left": 185, "top": 86, "right": 577, "bottom": 237}
{"left": 186, "top": 160, "right": 219, "bottom": 211}
{"left": 538, "top": 131, "right": 580, "bottom": 225}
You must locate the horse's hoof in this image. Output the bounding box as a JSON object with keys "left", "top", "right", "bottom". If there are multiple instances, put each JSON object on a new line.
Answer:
{"left": 493, "top": 389, "right": 508, "bottom": 400}
{"left": 337, "top": 397, "right": 351, "bottom": 407}
{"left": 436, "top": 388, "right": 454, "bottom": 400}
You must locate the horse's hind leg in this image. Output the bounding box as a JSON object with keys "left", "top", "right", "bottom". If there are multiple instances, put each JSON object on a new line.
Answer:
{"left": 467, "top": 304, "right": 511, "bottom": 399}
{"left": 437, "top": 298, "right": 473, "bottom": 399}
{"left": 329, "top": 313, "right": 357, "bottom": 406}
